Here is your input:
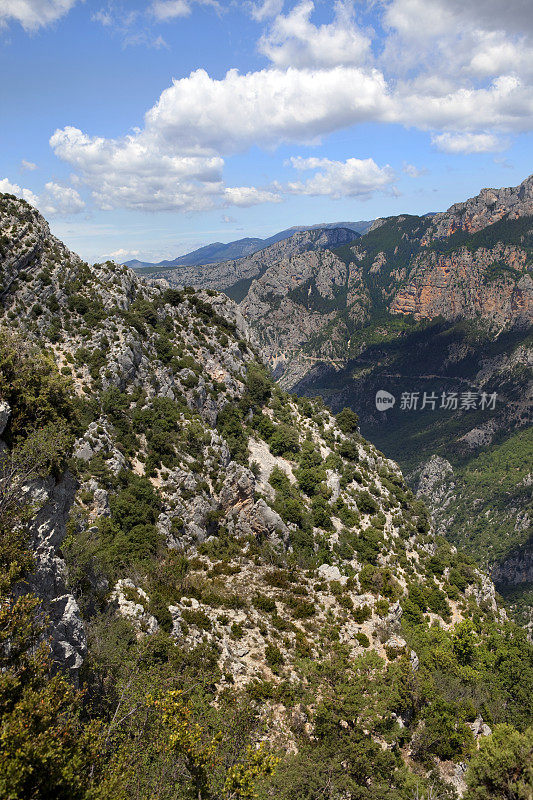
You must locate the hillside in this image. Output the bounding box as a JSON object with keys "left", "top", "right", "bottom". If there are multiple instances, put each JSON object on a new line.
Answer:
{"left": 125, "top": 220, "right": 372, "bottom": 271}
{"left": 1, "top": 190, "right": 532, "bottom": 799}
{"left": 156, "top": 177, "right": 532, "bottom": 625}
{"left": 143, "top": 226, "right": 361, "bottom": 303}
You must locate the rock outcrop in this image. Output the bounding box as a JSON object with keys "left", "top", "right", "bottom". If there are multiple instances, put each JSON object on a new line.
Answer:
{"left": 147, "top": 227, "right": 359, "bottom": 297}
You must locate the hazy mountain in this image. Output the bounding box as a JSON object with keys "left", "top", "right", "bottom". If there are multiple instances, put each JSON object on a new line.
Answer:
{"left": 142, "top": 226, "right": 362, "bottom": 302}
{"left": 125, "top": 219, "right": 373, "bottom": 271}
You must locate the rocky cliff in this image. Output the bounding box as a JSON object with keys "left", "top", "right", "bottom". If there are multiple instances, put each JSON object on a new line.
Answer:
{"left": 145, "top": 226, "right": 359, "bottom": 301}
{"left": 425, "top": 174, "right": 533, "bottom": 240}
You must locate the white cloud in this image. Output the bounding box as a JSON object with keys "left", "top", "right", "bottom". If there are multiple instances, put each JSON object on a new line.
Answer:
{"left": 39, "top": 181, "right": 85, "bottom": 215}
{"left": 20, "top": 159, "right": 38, "bottom": 171}
{"left": 382, "top": 0, "right": 533, "bottom": 86}
{"left": 50, "top": 126, "right": 279, "bottom": 212}
{"left": 393, "top": 75, "right": 533, "bottom": 133}
{"left": 0, "top": 178, "right": 39, "bottom": 206}
{"left": 403, "top": 163, "right": 428, "bottom": 177}
{"left": 105, "top": 248, "right": 140, "bottom": 261}
{"left": 249, "top": 0, "right": 284, "bottom": 22}
{"left": 145, "top": 66, "right": 390, "bottom": 154}
{"left": 150, "top": 0, "right": 221, "bottom": 21}
{"left": 431, "top": 132, "right": 507, "bottom": 154}
{"left": 286, "top": 156, "right": 395, "bottom": 198}
{"left": 258, "top": 1, "right": 371, "bottom": 69}
{"left": 151, "top": 0, "right": 191, "bottom": 20}
{"left": 0, "top": 177, "right": 84, "bottom": 216}
{"left": 0, "top": 0, "right": 79, "bottom": 31}
{"left": 223, "top": 186, "right": 281, "bottom": 206}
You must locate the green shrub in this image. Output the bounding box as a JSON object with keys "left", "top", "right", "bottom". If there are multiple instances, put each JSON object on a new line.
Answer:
{"left": 265, "top": 644, "right": 284, "bottom": 669}
{"left": 336, "top": 407, "right": 359, "bottom": 433}
{"left": 352, "top": 604, "right": 372, "bottom": 623}
{"left": 253, "top": 594, "right": 277, "bottom": 613}
{"left": 182, "top": 608, "right": 212, "bottom": 631}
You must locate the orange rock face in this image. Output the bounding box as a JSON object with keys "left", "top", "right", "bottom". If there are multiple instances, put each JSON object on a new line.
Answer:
{"left": 390, "top": 245, "right": 532, "bottom": 327}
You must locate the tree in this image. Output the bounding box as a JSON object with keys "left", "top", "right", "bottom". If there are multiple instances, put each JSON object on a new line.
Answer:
{"left": 336, "top": 407, "right": 359, "bottom": 434}
{"left": 0, "top": 442, "right": 101, "bottom": 799}
{"left": 464, "top": 725, "right": 533, "bottom": 800}
{"left": 147, "top": 690, "right": 278, "bottom": 800}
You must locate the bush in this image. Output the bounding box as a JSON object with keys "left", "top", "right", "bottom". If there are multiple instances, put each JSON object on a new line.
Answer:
{"left": 352, "top": 604, "right": 371, "bottom": 623}
{"left": 265, "top": 644, "right": 284, "bottom": 668}
{"left": 311, "top": 495, "right": 333, "bottom": 531}
{"left": 338, "top": 439, "right": 359, "bottom": 461}
{"left": 269, "top": 424, "right": 300, "bottom": 457}
{"left": 355, "top": 490, "right": 378, "bottom": 515}
{"left": 464, "top": 724, "right": 533, "bottom": 800}
{"left": 246, "top": 363, "right": 271, "bottom": 404}
{"left": 336, "top": 407, "right": 359, "bottom": 434}
{"left": 182, "top": 608, "right": 212, "bottom": 631}
{"left": 253, "top": 594, "right": 277, "bottom": 613}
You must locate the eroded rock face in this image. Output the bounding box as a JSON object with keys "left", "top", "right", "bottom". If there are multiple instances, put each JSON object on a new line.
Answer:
{"left": 390, "top": 245, "right": 532, "bottom": 326}
{"left": 0, "top": 397, "right": 86, "bottom": 673}
{"left": 425, "top": 174, "right": 533, "bottom": 240}
{"left": 25, "top": 471, "right": 87, "bottom": 672}
{"left": 146, "top": 227, "right": 359, "bottom": 294}
{"left": 111, "top": 579, "right": 159, "bottom": 636}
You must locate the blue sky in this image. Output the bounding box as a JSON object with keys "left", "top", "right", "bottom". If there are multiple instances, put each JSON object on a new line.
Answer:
{"left": 1, "top": 0, "right": 532, "bottom": 263}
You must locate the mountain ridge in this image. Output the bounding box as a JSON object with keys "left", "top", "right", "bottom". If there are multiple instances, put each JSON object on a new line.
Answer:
{"left": 125, "top": 219, "right": 373, "bottom": 271}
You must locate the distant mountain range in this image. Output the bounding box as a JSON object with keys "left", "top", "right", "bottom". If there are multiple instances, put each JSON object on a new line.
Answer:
{"left": 124, "top": 219, "right": 373, "bottom": 271}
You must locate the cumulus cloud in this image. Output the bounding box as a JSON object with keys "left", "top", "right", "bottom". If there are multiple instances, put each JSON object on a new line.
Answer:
{"left": 431, "top": 132, "right": 507, "bottom": 154}
{"left": 0, "top": 0, "right": 79, "bottom": 31}
{"left": 20, "top": 159, "right": 38, "bottom": 171}
{"left": 38, "top": 181, "right": 86, "bottom": 215}
{"left": 50, "top": 126, "right": 279, "bottom": 211}
{"left": 0, "top": 178, "right": 39, "bottom": 206}
{"left": 0, "top": 177, "right": 84, "bottom": 215}
{"left": 286, "top": 156, "right": 395, "bottom": 198}
{"left": 144, "top": 66, "right": 390, "bottom": 154}
{"left": 382, "top": 0, "right": 533, "bottom": 85}
{"left": 258, "top": 1, "right": 371, "bottom": 69}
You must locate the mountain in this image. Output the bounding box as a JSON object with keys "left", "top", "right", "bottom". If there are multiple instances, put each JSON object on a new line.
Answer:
{"left": 174, "top": 176, "right": 532, "bottom": 624}
{"left": 142, "top": 226, "right": 361, "bottom": 302}
{"left": 125, "top": 219, "right": 372, "bottom": 271}
{"left": 2, "top": 190, "right": 531, "bottom": 799}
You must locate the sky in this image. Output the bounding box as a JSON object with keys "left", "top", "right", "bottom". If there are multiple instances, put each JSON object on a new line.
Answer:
{"left": 1, "top": 0, "right": 532, "bottom": 264}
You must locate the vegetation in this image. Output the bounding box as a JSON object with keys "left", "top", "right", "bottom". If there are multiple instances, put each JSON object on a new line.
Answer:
{"left": 0, "top": 198, "right": 531, "bottom": 800}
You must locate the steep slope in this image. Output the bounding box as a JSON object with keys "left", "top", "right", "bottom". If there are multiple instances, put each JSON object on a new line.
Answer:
{"left": 2, "top": 191, "right": 531, "bottom": 798}
{"left": 204, "top": 177, "right": 533, "bottom": 622}
{"left": 138, "top": 226, "right": 360, "bottom": 303}
{"left": 237, "top": 182, "right": 532, "bottom": 390}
